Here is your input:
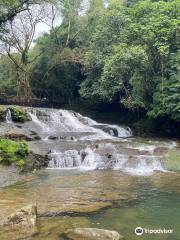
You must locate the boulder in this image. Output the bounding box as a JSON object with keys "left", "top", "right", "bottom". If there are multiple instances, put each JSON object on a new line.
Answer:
{"left": 63, "top": 228, "right": 124, "bottom": 240}
{"left": 0, "top": 205, "right": 37, "bottom": 227}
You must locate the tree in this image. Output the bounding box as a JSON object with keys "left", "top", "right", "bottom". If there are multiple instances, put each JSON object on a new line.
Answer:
{"left": 100, "top": 45, "right": 149, "bottom": 107}
{"left": 0, "top": 0, "right": 30, "bottom": 27}
{"left": 0, "top": 55, "right": 18, "bottom": 96}
{"left": 149, "top": 51, "right": 180, "bottom": 121}
{"left": 80, "top": 4, "right": 128, "bottom": 100}
{"left": 29, "top": 0, "right": 86, "bottom": 104}
{"left": 80, "top": 0, "right": 180, "bottom": 121}
{"left": 0, "top": 3, "right": 54, "bottom": 102}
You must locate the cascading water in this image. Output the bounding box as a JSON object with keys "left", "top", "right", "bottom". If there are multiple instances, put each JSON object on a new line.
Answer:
{"left": 48, "top": 148, "right": 102, "bottom": 170}
{"left": 5, "top": 109, "right": 13, "bottom": 123}
{"left": 26, "top": 108, "right": 166, "bottom": 176}
{"left": 28, "top": 109, "right": 132, "bottom": 140}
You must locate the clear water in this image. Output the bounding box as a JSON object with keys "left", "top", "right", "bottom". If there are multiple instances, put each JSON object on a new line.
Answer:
{"left": 0, "top": 169, "right": 180, "bottom": 240}
{"left": 88, "top": 191, "right": 180, "bottom": 240}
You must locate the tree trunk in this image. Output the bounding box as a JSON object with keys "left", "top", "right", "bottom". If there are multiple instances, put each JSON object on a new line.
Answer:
{"left": 17, "top": 68, "right": 32, "bottom": 103}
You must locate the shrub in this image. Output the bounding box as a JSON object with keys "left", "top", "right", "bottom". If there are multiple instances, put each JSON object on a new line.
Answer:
{"left": 9, "top": 107, "right": 31, "bottom": 122}
{"left": 0, "top": 139, "right": 29, "bottom": 168}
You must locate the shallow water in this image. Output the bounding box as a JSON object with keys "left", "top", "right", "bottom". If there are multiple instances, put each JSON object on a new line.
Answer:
{"left": 0, "top": 169, "right": 180, "bottom": 239}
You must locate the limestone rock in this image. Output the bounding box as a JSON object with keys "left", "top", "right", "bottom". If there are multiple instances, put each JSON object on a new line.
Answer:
{"left": 63, "top": 228, "right": 124, "bottom": 240}
{"left": 0, "top": 205, "right": 37, "bottom": 227}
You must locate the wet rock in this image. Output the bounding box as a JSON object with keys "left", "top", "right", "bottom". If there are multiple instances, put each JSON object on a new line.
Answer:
{"left": 93, "top": 125, "right": 118, "bottom": 137}
{"left": 23, "top": 152, "right": 50, "bottom": 172}
{"left": 29, "top": 130, "right": 41, "bottom": 140}
{"left": 63, "top": 228, "right": 124, "bottom": 240}
{"left": 0, "top": 128, "right": 41, "bottom": 141}
{"left": 0, "top": 205, "right": 37, "bottom": 227}
{"left": 39, "top": 201, "right": 112, "bottom": 217}
{"left": 59, "top": 136, "right": 66, "bottom": 140}
{"left": 0, "top": 129, "right": 33, "bottom": 141}
{"left": 33, "top": 135, "right": 41, "bottom": 140}
{"left": 48, "top": 135, "right": 59, "bottom": 140}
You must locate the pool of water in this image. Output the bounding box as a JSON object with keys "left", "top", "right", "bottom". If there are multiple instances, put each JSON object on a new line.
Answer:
{"left": 88, "top": 191, "right": 180, "bottom": 240}
{"left": 0, "top": 169, "right": 180, "bottom": 240}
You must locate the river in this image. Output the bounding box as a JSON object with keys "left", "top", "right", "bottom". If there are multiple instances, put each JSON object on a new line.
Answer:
{"left": 0, "top": 108, "right": 179, "bottom": 239}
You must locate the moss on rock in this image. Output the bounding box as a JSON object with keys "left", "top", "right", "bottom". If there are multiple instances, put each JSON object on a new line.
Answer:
{"left": 0, "top": 139, "right": 29, "bottom": 168}
{"left": 9, "top": 107, "right": 31, "bottom": 123}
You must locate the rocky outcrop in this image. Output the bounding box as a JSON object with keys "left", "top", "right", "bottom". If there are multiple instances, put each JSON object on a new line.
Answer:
{"left": 22, "top": 152, "right": 50, "bottom": 172}
{"left": 1, "top": 130, "right": 33, "bottom": 141}
{"left": 0, "top": 205, "right": 37, "bottom": 227}
{"left": 63, "top": 228, "right": 124, "bottom": 240}
{"left": 0, "top": 128, "right": 41, "bottom": 141}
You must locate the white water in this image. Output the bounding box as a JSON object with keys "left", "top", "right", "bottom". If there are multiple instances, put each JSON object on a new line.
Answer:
{"left": 27, "top": 108, "right": 166, "bottom": 176}
{"left": 48, "top": 148, "right": 102, "bottom": 170}
{"left": 28, "top": 109, "right": 132, "bottom": 140}
{"left": 5, "top": 109, "right": 13, "bottom": 123}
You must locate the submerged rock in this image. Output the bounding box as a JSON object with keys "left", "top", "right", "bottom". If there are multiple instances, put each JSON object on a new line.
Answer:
{"left": 0, "top": 205, "right": 38, "bottom": 240}
{"left": 0, "top": 205, "right": 37, "bottom": 227}
{"left": 63, "top": 228, "right": 123, "bottom": 240}
{"left": 164, "top": 149, "right": 180, "bottom": 171}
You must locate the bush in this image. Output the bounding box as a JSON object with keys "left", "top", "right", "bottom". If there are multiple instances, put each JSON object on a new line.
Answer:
{"left": 9, "top": 107, "right": 31, "bottom": 122}
{"left": 0, "top": 139, "right": 29, "bottom": 168}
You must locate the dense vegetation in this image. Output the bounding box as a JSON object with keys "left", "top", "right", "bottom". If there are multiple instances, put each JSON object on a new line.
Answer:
{"left": 0, "top": 0, "right": 179, "bottom": 136}
{"left": 0, "top": 139, "right": 29, "bottom": 167}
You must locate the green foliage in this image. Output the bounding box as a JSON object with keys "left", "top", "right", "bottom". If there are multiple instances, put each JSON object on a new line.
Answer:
{"left": 0, "top": 0, "right": 179, "bottom": 130}
{"left": 80, "top": 5, "right": 128, "bottom": 98}
{"left": 81, "top": 0, "right": 180, "bottom": 121}
{"left": 101, "top": 45, "right": 148, "bottom": 102}
{"left": 149, "top": 73, "right": 180, "bottom": 120}
{"left": 0, "top": 55, "right": 18, "bottom": 96}
{"left": 0, "top": 106, "right": 6, "bottom": 121}
{"left": 9, "top": 107, "right": 31, "bottom": 122}
{"left": 0, "top": 139, "right": 29, "bottom": 167}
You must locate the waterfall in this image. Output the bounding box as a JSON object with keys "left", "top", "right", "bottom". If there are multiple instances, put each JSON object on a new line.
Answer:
{"left": 25, "top": 107, "right": 166, "bottom": 175}
{"left": 47, "top": 143, "right": 165, "bottom": 176}
{"left": 5, "top": 109, "right": 12, "bottom": 123}
{"left": 28, "top": 112, "right": 50, "bottom": 133}
{"left": 48, "top": 148, "right": 102, "bottom": 170}
{"left": 28, "top": 108, "right": 132, "bottom": 140}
